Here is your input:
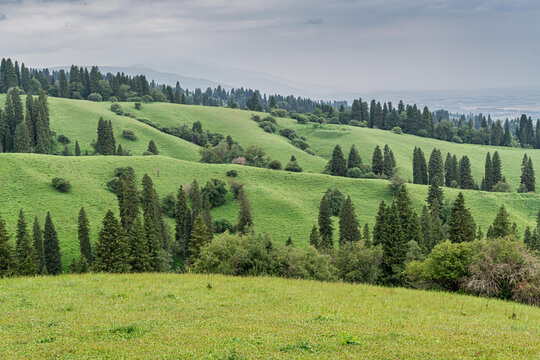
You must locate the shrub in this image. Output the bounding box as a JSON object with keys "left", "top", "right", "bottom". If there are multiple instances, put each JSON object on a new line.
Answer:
{"left": 259, "top": 121, "right": 276, "bottom": 133}
{"left": 141, "top": 95, "right": 153, "bottom": 103}
{"left": 110, "top": 103, "right": 123, "bottom": 115}
{"left": 334, "top": 242, "right": 383, "bottom": 283}
{"left": 325, "top": 188, "right": 345, "bottom": 216}
{"left": 304, "top": 148, "right": 315, "bottom": 155}
{"left": 267, "top": 159, "right": 282, "bottom": 170}
{"left": 349, "top": 120, "right": 361, "bottom": 127}
{"left": 270, "top": 108, "right": 288, "bottom": 118}
{"left": 226, "top": 170, "right": 238, "bottom": 177}
{"left": 492, "top": 180, "right": 512, "bottom": 193}
{"left": 452, "top": 135, "right": 463, "bottom": 143}
{"left": 229, "top": 181, "right": 244, "bottom": 200}
{"left": 391, "top": 126, "right": 402, "bottom": 134}
{"left": 57, "top": 134, "right": 71, "bottom": 144}
{"left": 114, "top": 166, "right": 135, "bottom": 179}
{"left": 109, "top": 96, "right": 118, "bottom": 102}
{"left": 292, "top": 138, "right": 310, "bottom": 150}
{"left": 347, "top": 167, "right": 363, "bottom": 178}
{"left": 213, "top": 219, "right": 235, "bottom": 234}
{"left": 203, "top": 179, "right": 228, "bottom": 208}
{"left": 122, "top": 129, "right": 137, "bottom": 140}
{"left": 134, "top": 102, "right": 142, "bottom": 110}
{"left": 262, "top": 115, "right": 277, "bottom": 124}
{"left": 250, "top": 114, "right": 261, "bottom": 122}
{"left": 279, "top": 128, "right": 297, "bottom": 140}
{"left": 388, "top": 173, "right": 407, "bottom": 194}
{"left": 161, "top": 193, "right": 176, "bottom": 218}
{"left": 88, "top": 93, "right": 102, "bottom": 102}
{"left": 51, "top": 177, "right": 71, "bottom": 193}
{"left": 106, "top": 178, "right": 119, "bottom": 193}
{"left": 231, "top": 157, "right": 246, "bottom": 165}
{"left": 284, "top": 160, "right": 303, "bottom": 172}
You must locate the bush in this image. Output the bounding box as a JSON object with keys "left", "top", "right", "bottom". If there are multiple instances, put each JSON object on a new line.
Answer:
{"left": 106, "top": 178, "right": 119, "bottom": 193}
{"left": 334, "top": 242, "right": 383, "bottom": 283}
{"left": 267, "top": 159, "right": 282, "bottom": 170}
{"left": 279, "top": 128, "right": 297, "bottom": 139}
{"left": 388, "top": 173, "right": 407, "bottom": 194}
{"left": 270, "top": 108, "right": 288, "bottom": 118}
{"left": 134, "top": 102, "right": 142, "bottom": 110}
{"left": 213, "top": 219, "right": 235, "bottom": 234}
{"left": 203, "top": 179, "right": 228, "bottom": 208}
{"left": 292, "top": 138, "right": 310, "bottom": 150}
{"left": 250, "top": 114, "right": 261, "bottom": 122}
{"left": 122, "top": 129, "right": 137, "bottom": 141}
{"left": 492, "top": 180, "right": 512, "bottom": 193}
{"left": 391, "top": 126, "right": 402, "bottom": 134}
{"left": 109, "top": 96, "right": 118, "bottom": 102}
{"left": 57, "top": 134, "right": 70, "bottom": 145}
{"left": 51, "top": 177, "right": 71, "bottom": 193}
{"left": 110, "top": 103, "right": 123, "bottom": 115}
{"left": 226, "top": 170, "right": 238, "bottom": 177}
{"left": 347, "top": 167, "right": 363, "bottom": 178}
{"left": 259, "top": 121, "right": 276, "bottom": 133}
{"left": 229, "top": 181, "right": 244, "bottom": 200}
{"left": 325, "top": 188, "right": 345, "bottom": 216}
{"left": 141, "top": 95, "right": 153, "bottom": 103}
{"left": 262, "top": 115, "right": 277, "bottom": 124}
{"left": 114, "top": 166, "right": 135, "bottom": 179}
{"left": 284, "top": 160, "right": 303, "bottom": 172}
{"left": 161, "top": 193, "right": 176, "bottom": 218}
{"left": 304, "top": 148, "right": 315, "bottom": 155}
{"left": 451, "top": 135, "right": 463, "bottom": 143}
{"left": 349, "top": 120, "right": 361, "bottom": 127}
{"left": 88, "top": 93, "right": 102, "bottom": 102}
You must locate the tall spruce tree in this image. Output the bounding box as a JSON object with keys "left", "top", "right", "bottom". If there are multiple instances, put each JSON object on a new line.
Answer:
{"left": 32, "top": 217, "right": 45, "bottom": 273}
{"left": 372, "top": 201, "right": 386, "bottom": 246}
{"left": 428, "top": 148, "right": 444, "bottom": 186}
{"left": 483, "top": 152, "right": 493, "bottom": 191}
{"left": 78, "top": 207, "right": 93, "bottom": 265}
{"left": 189, "top": 214, "right": 211, "bottom": 263}
{"left": 43, "top": 212, "right": 62, "bottom": 275}
{"left": 127, "top": 215, "right": 150, "bottom": 272}
{"left": 327, "top": 144, "right": 347, "bottom": 176}
{"left": 203, "top": 194, "right": 213, "bottom": 237}
{"left": 175, "top": 186, "right": 191, "bottom": 260}
{"left": 0, "top": 212, "right": 16, "bottom": 277}
{"left": 491, "top": 151, "right": 502, "bottom": 185}
{"left": 118, "top": 174, "right": 139, "bottom": 229}
{"left": 486, "top": 205, "right": 512, "bottom": 239}
{"left": 448, "top": 193, "right": 476, "bottom": 243}
{"left": 338, "top": 196, "right": 361, "bottom": 246}
{"left": 237, "top": 187, "right": 253, "bottom": 235}
{"left": 318, "top": 194, "right": 333, "bottom": 250}
{"left": 15, "top": 210, "right": 37, "bottom": 275}
{"left": 372, "top": 145, "right": 383, "bottom": 175}
{"left": 144, "top": 212, "right": 162, "bottom": 271}
{"left": 13, "top": 121, "right": 32, "bottom": 153}
{"left": 347, "top": 144, "right": 362, "bottom": 169}
{"left": 94, "top": 210, "right": 130, "bottom": 273}
{"left": 74, "top": 140, "right": 81, "bottom": 156}
{"left": 309, "top": 224, "right": 320, "bottom": 249}
{"left": 363, "top": 224, "right": 371, "bottom": 247}
{"left": 382, "top": 144, "right": 396, "bottom": 178}
{"left": 426, "top": 180, "right": 444, "bottom": 209}
{"left": 413, "top": 147, "right": 428, "bottom": 184}
{"left": 189, "top": 180, "right": 203, "bottom": 220}
{"left": 147, "top": 140, "right": 159, "bottom": 155}
{"left": 519, "top": 154, "right": 535, "bottom": 192}
{"left": 459, "top": 156, "right": 474, "bottom": 189}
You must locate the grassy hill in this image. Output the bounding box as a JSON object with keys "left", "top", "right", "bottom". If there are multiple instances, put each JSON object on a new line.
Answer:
{"left": 0, "top": 273, "right": 538, "bottom": 359}
{"left": 1, "top": 154, "right": 539, "bottom": 268}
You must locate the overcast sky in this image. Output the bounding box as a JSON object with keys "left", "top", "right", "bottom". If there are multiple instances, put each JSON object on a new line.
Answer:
{"left": 0, "top": 0, "right": 539, "bottom": 93}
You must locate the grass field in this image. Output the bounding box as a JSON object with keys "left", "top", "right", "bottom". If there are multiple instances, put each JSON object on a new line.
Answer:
{"left": 0, "top": 273, "right": 539, "bottom": 359}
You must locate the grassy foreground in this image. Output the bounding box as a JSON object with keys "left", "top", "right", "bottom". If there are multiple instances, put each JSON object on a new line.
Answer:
{"left": 0, "top": 273, "right": 539, "bottom": 359}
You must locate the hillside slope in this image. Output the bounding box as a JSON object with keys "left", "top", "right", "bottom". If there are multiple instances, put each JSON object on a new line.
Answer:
{"left": 1, "top": 273, "right": 538, "bottom": 359}
{"left": 0, "top": 154, "right": 539, "bottom": 267}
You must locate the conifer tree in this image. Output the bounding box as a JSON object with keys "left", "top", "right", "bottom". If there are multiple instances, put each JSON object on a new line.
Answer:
{"left": 74, "top": 140, "right": 81, "bottom": 156}
{"left": 0, "top": 212, "right": 16, "bottom": 277}
{"left": 519, "top": 155, "right": 535, "bottom": 192}
{"left": 448, "top": 193, "right": 476, "bottom": 243}
{"left": 189, "top": 214, "right": 211, "bottom": 263}
{"left": 459, "top": 156, "right": 474, "bottom": 189}
{"left": 347, "top": 144, "right": 362, "bottom": 169}
{"left": 43, "top": 212, "right": 62, "bottom": 275}
{"left": 118, "top": 174, "right": 139, "bottom": 229}
{"left": 237, "top": 187, "right": 253, "bottom": 235}
{"left": 0, "top": 109, "right": 6, "bottom": 152}
{"left": 13, "top": 121, "right": 32, "bottom": 153}
{"left": 371, "top": 145, "right": 383, "bottom": 175}
{"left": 128, "top": 215, "right": 150, "bottom": 272}
{"left": 382, "top": 144, "right": 396, "bottom": 178}
{"left": 318, "top": 194, "right": 333, "bottom": 250}
{"left": 483, "top": 152, "right": 493, "bottom": 191}
{"left": 338, "top": 196, "right": 361, "bottom": 246}
{"left": 284, "top": 155, "right": 303, "bottom": 172}
{"left": 380, "top": 202, "right": 407, "bottom": 285}
{"left": 487, "top": 205, "right": 512, "bottom": 239}
{"left": 372, "top": 201, "right": 386, "bottom": 246}
{"left": 309, "top": 224, "right": 320, "bottom": 249}
{"left": 203, "top": 194, "right": 213, "bottom": 237}
{"left": 94, "top": 210, "right": 130, "bottom": 273}
{"left": 78, "top": 207, "right": 92, "bottom": 265}
{"left": 503, "top": 119, "right": 512, "bottom": 146}
{"left": 413, "top": 147, "right": 428, "bottom": 184}
{"left": 491, "top": 151, "right": 502, "bottom": 185}
{"left": 428, "top": 148, "right": 444, "bottom": 186}
{"left": 286, "top": 236, "right": 293, "bottom": 246}
{"left": 32, "top": 217, "right": 45, "bottom": 273}
{"left": 144, "top": 212, "right": 162, "bottom": 271}
{"left": 427, "top": 199, "right": 444, "bottom": 251}
{"left": 327, "top": 144, "right": 347, "bottom": 176}
{"left": 189, "top": 180, "right": 203, "bottom": 220}
{"left": 419, "top": 206, "right": 431, "bottom": 252}
{"left": 175, "top": 186, "right": 191, "bottom": 260}
{"left": 15, "top": 210, "right": 37, "bottom": 275}
{"left": 147, "top": 140, "right": 159, "bottom": 155}
{"left": 58, "top": 70, "right": 69, "bottom": 98}
{"left": 363, "top": 224, "right": 371, "bottom": 247}
{"left": 24, "top": 94, "right": 35, "bottom": 146}
{"left": 426, "top": 179, "right": 444, "bottom": 209}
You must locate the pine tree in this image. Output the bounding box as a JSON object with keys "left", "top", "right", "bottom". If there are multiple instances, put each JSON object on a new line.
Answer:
{"left": 338, "top": 196, "right": 361, "bottom": 246}
{"left": 189, "top": 180, "right": 203, "bottom": 220}
{"left": 147, "top": 140, "right": 159, "bottom": 155}
{"left": 189, "top": 214, "right": 211, "bottom": 263}
{"left": 491, "top": 151, "right": 502, "bottom": 185}
{"left": 309, "top": 224, "right": 320, "bottom": 249}
{"left": 427, "top": 199, "right": 444, "bottom": 251}
{"left": 363, "top": 224, "right": 371, "bottom": 247}
{"left": 383, "top": 144, "right": 396, "bottom": 178}
{"left": 237, "top": 187, "right": 253, "bottom": 235}
{"left": 347, "top": 144, "right": 362, "bottom": 169}
{"left": 520, "top": 154, "right": 536, "bottom": 192}
{"left": 128, "top": 215, "right": 150, "bottom": 272}
{"left": 426, "top": 181, "right": 444, "bottom": 210}
{"left": 318, "top": 194, "right": 333, "bottom": 250}
{"left": 58, "top": 70, "right": 69, "bottom": 98}
{"left": 24, "top": 94, "right": 35, "bottom": 146}
{"left": 372, "top": 201, "right": 386, "bottom": 246}
{"left": 43, "top": 212, "right": 62, "bottom": 275}
{"left": 483, "top": 152, "right": 493, "bottom": 191}
{"left": 0, "top": 212, "right": 16, "bottom": 277}
{"left": 503, "top": 119, "right": 512, "bottom": 146}
{"left": 203, "top": 194, "right": 213, "bottom": 237}
{"left": 327, "top": 144, "right": 347, "bottom": 176}
{"left": 413, "top": 147, "right": 428, "bottom": 184}
{"left": 286, "top": 236, "right": 293, "bottom": 246}
{"left": 372, "top": 145, "right": 383, "bottom": 175}
{"left": 380, "top": 202, "right": 407, "bottom": 285}
{"left": 13, "top": 121, "right": 32, "bottom": 153}
{"left": 175, "top": 186, "right": 191, "bottom": 260}
{"left": 448, "top": 193, "right": 476, "bottom": 243}
{"left": 32, "top": 217, "right": 45, "bottom": 272}
{"left": 141, "top": 174, "right": 167, "bottom": 250}
{"left": 118, "top": 174, "right": 139, "bottom": 229}
{"left": 459, "top": 156, "right": 474, "bottom": 189}
{"left": 487, "top": 205, "right": 512, "bottom": 239}
{"left": 94, "top": 210, "right": 130, "bottom": 273}
{"left": 144, "top": 212, "right": 162, "bottom": 271}
{"left": 78, "top": 207, "right": 92, "bottom": 265}
{"left": 15, "top": 210, "right": 37, "bottom": 275}
{"left": 428, "top": 148, "right": 444, "bottom": 186}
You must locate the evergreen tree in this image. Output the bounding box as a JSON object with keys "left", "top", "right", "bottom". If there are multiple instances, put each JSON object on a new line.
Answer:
{"left": 338, "top": 196, "right": 361, "bottom": 246}
{"left": 58, "top": 70, "right": 69, "bottom": 98}
{"left": 237, "top": 187, "right": 253, "bottom": 235}
{"left": 487, "top": 205, "right": 512, "bottom": 239}
{"left": 189, "top": 214, "right": 211, "bottom": 263}
{"left": 144, "top": 212, "right": 162, "bottom": 271}
{"left": 309, "top": 224, "right": 319, "bottom": 249}
{"left": 459, "top": 156, "right": 474, "bottom": 189}
{"left": 380, "top": 202, "right": 406, "bottom": 285}
{"left": 175, "top": 186, "right": 191, "bottom": 260}
{"left": 483, "top": 152, "right": 493, "bottom": 191}
{"left": 347, "top": 144, "right": 362, "bottom": 169}
{"left": 413, "top": 147, "right": 428, "bottom": 184}
{"left": 427, "top": 199, "right": 444, "bottom": 252}
{"left": 448, "top": 193, "right": 476, "bottom": 243}
{"left": 372, "top": 201, "right": 386, "bottom": 246}
{"left": 128, "top": 215, "right": 150, "bottom": 272}
{"left": 318, "top": 194, "right": 333, "bottom": 250}
{"left": 13, "top": 121, "right": 32, "bottom": 153}
{"left": 78, "top": 207, "right": 93, "bottom": 265}
{"left": 189, "top": 180, "right": 203, "bottom": 220}
{"left": 15, "top": 210, "right": 37, "bottom": 275}
{"left": 503, "top": 119, "right": 512, "bottom": 146}
{"left": 246, "top": 92, "right": 262, "bottom": 111}
{"left": 74, "top": 140, "right": 81, "bottom": 156}
{"left": 519, "top": 154, "right": 535, "bottom": 192}
{"left": 94, "top": 210, "right": 130, "bottom": 273}
{"left": 43, "top": 212, "right": 62, "bottom": 275}
{"left": 32, "top": 217, "right": 45, "bottom": 273}
{"left": 147, "top": 140, "right": 159, "bottom": 155}
{"left": 95, "top": 117, "right": 116, "bottom": 155}
{"left": 371, "top": 145, "right": 383, "bottom": 175}
{"left": 327, "top": 144, "right": 347, "bottom": 176}
{"left": 24, "top": 94, "right": 35, "bottom": 146}
{"left": 118, "top": 174, "right": 139, "bottom": 229}
{"left": 383, "top": 144, "right": 396, "bottom": 178}
{"left": 428, "top": 148, "right": 444, "bottom": 186}
{"left": 0, "top": 212, "right": 16, "bottom": 277}
{"left": 286, "top": 236, "right": 293, "bottom": 246}
{"left": 203, "top": 194, "right": 213, "bottom": 237}
{"left": 363, "top": 224, "right": 371, "bottom": 247}
{"left": 426, "top": 180, "right": 444, "bottom": 209}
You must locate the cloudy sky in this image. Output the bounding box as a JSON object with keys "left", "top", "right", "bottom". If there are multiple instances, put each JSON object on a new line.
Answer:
{"left": 0, "top": 0, "right": 539, "bottom": 94}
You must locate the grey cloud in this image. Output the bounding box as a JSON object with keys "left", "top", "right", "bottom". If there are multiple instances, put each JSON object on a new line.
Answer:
{"left": 304, "top": 17, "right": 322, "bottom": 25}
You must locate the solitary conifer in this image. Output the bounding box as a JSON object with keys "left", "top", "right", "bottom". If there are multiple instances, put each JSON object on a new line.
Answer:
{"left": 147, "top": 139, "right": 159, "bottom": 155}
{"left": 347, "top": 144, "right": 362, "bottom": 169}
{"left": 448, "top": 193, "right": 476, "bottom": 243}
{"left": 78, "top": 207, "right": 92, "bottom": 265}
{"left": 338, "top": 196, "right": 361, "bottom": 246}
{"left": 237, "top": 187, "right": 253, "bottom": 235}
{"left": 309, "top": 224, "right": 319, "bottom": 249}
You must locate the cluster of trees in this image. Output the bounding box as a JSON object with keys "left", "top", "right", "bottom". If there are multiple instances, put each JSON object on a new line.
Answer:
{"left": 324, "top": 144, "right": 395, "bottom": 180}
{"left": 0, "top": 89, "right": 52, "bottom": 153}
{"left": 0, "top": 210, "right": 61, "bottom": 276}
